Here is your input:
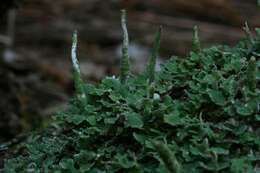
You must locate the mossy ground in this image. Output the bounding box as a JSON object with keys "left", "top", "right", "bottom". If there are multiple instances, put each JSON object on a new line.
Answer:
{"left": 3, "top": 14, "right": 260, "bottom": 173}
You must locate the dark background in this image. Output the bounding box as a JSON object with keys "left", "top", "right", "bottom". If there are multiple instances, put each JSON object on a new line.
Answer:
{"left": 0, "top": 0, "right": 259, "bottom": 145}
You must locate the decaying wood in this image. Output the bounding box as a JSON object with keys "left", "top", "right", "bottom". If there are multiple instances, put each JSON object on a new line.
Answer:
{"left": 13, "top": 0, "right": 260, "bottom": 57}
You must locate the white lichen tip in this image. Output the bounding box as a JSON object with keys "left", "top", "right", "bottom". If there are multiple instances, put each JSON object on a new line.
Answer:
{"left": 71, "top": 30, "right": 80, "bottom": 73}
{"left": 243, "top": 22, "right": 254, "bottom": 44}
{"left": 71, "top": 30, "right": 86, "bottom": 100}
{"left": 121, "top": 9, "right": 129, "bottom": 48}
{"left": 192, "top": 25, "right": 201, "bottom": 53}
{"left": 120, "top": 9, "right": 130, "bottom": 84}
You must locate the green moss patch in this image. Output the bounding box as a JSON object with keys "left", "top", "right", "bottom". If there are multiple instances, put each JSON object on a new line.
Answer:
{"left": 3, "top": 12, "right": 260, "bottom": 173}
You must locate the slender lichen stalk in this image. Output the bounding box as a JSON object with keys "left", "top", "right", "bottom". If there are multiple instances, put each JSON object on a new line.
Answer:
{"left": 192, "top": 25, "right": 201, "bottom": 53}
{"left": 71, "top": 30, "right": 86, "bottom": 100}
{"left": 120, "top": 9, "right": 130, "bottom": 84}
{"left": 146, "top": 26, "right": 162, "bottom": 84}
{"left": 153, "top": 141, "right": 181, "bottom": 173}
{"left": 243, "top": 22, "right": 255, "bottom": 45}
{"left": 246, "top": 56, "right": 257, "bottom": 92}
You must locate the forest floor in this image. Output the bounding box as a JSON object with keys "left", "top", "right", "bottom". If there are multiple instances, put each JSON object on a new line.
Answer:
{"left": 0, "top": 0, "right": 259, "bottom": 168}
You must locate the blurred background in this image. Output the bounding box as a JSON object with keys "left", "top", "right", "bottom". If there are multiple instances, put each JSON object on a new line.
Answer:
{"left": 0, "top": 0, "right": 259, "bottom": 161}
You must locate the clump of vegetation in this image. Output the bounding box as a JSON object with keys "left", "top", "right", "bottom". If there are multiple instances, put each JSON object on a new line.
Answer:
{"left": 3, "top": 11, "right": 260, "bottom": 173}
